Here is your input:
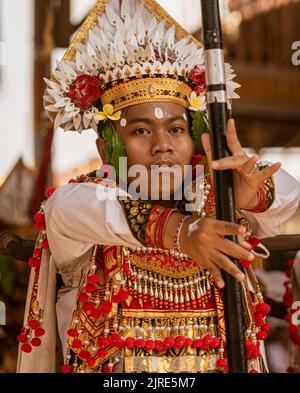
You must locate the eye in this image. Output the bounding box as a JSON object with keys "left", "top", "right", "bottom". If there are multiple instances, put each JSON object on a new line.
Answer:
{"left": 132, "top": 128, "right": 150, "bottom": 135}
{"left": 170, "top": 127, "right": 184, "bottom": 134}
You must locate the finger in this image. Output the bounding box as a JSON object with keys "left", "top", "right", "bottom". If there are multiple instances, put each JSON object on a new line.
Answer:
{"left": 237, "top": 235, "right": 252, "bottom": 250}
{"left": 255, "top": 162, "right": 282, "bottom": 183}
{"left": 211, "top": 155, "right": 249, "bottom": 170}
{"left": 201, "top": 133, "right": 213, "bottom": 164}
{"left": 239, "top": 155, "right": 259, "bottom": 175}
{"left": 210, "top": 250, "right": 245, "bottom": 283}
{"left": 214, "top": 220, "right": 247, "bottom": 236}
{"left": 215, "top": 236, "right": 255, "bottom": 262}
{"left": 226, "top": 119, "right": 244, "bottom": 156}
{"left": 204, "top": 261, "right": 225, "bottom": 289}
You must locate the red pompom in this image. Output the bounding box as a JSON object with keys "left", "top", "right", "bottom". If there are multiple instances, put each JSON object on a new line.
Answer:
{"left": 256, "top": 303, "right": 270, "bottom": 315}
{"left": 255, "top": 318, "right": 264, "bottom": 328}
{"left": 79, "top": 350, "right": 90, "bottom": 360}
{"left": 33, "top": 248, "right": 42, "bottom": 258}
{"left": 101, "top": 301, "right": 112, "bottom": 313}
{"left": 45, "top": 187, "right": 56, "bottom": 198}
{"left": 145, "top": 340, "right": 156, "bottom": 351}
{"left": 289, "top": 324, "right": 298, "bottom": 335}
{"left": 86, "top": 357, "right": 95, "bottom": 368}
{"left": 184, "top": 338, "right": 193, "bottom": 348}
{"left": 98, "top": 337, "right": 109, "bottom": 348}
{"left": 211, "top": 337, "right": 221, "bottom": 348}
{"left": 34, "top": 328, "right": 45, "bottom": 337}
{"left": 174, "top": 336, "right": 186, "bottom": 349}
{"left": 254, "top": 311, "right": 265, "bottom": 321}
{"left": 287, "top": 367, "right": 296, "bottom": 373}
{"left": 285, "top": 270, "right": 292, "bottom": 278}
{"left": 118, "top": 290, "right": 129, "bottom": 301}
{"left": 97, "top": 349, "right": 108, "bottom": 357}
{"left": 41, "top": 240, "right": 49, "bottom": 249}
{"left": 17, "top": 334, "right": 28, "bottom": 343}
{"left": 192, "top": 339, "right": 203, "bottom": 348}
{"left": 83, "top": 302, "right": 93, "bottom": 312}
{"left": 135, "top": 339, "right": 146, "bottom": 348}
{"left": 217, "top": 358, "right": 227, "bottom": 368}
{"left": 68, "top": 179, "right": 77, "bottom": 184}
{"left": 85, "top": 284, "right": 97, "bottom": 294}
{"left": 87, "top": 274, "right": 99, "bottom": 285}
{"left": 61, "top": 364, "right": 73, "bottom": 373}
{"left": 261, "top": 323, "right": 270, "bottom": 333}
{"left": 287, "top": 259, "right": 295, "bottom": 268}
{"left": 249, "top": 369, "right": 259, "bottom": 373}
{"left": 34, "top": 212, "right": 45, "bottom": 224}
{"left": 125, "top": 337, "right": 135, "bottom": 349}
{"left": 111, "top": 295, "right": 121, "bottom": 303}
{"left": 90, "top": 308, "right": 102, "bottom": 319}
{"left": 20, "top": 343, "right": 32, "bottom": 353}
{"left": 154, "top": 340, "right": 164, "bottom": 351}
{"left": 28, "top": 320, "right": 40, "bottom": 329}
{"left": 67, "top": 329, "right": 78, "bottom": 337}
{"left": 72, "top": 339, "right": 82, "bottom": 349}
{"left": 35, "top": 223, "right": 46, "bottom": 231}
{"left": 79, "top": 292, "right": 89, "bottom": 303}
{"left": 111, "top": 333, "right": 122, "bottom": 345}
{"left": 291, "top": 334, "right": 300, "bottom": 345}
{"left": 163, "top": 337, "right": 174, "bottom": 349}
{"left": 102, "top": 362, "right": 116, "bottom": 373}
{"left": 28, "top": 257, "right": 40, "bottom": 268}
{"left": 31, "top": 337, "right": 41, "bottom": 347}
{"left": 257, "top": 331, "right": 268, "bottom": 341}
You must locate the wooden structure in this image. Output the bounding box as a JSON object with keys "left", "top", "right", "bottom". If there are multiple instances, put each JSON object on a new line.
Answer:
{"left": 228, "top": 0, "right": 300, "bottom": 151}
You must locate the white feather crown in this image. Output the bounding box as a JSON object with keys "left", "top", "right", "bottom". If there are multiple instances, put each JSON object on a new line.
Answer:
{"left": 43, "top": 0, "right": 240, "bottom": 133}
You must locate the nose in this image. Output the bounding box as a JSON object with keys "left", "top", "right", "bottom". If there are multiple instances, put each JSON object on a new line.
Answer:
{"left": 151, "top": 131, "right": 174, "bottom": 156}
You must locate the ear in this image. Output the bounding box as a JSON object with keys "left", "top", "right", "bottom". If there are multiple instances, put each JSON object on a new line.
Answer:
{"left": 95, "top": 137, "right": 107, "bottom": 163}
{"left": 95, "top": 137, "right": 101, "bottom": 156}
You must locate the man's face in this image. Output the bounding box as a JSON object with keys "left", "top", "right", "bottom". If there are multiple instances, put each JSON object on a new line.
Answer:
{"left": 113, "top": 102, "right": 195, "bottom": 200}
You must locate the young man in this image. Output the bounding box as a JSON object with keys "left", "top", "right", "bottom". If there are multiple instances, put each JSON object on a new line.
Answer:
{"left": 17, "top": 0, "right": 300, "bottom": 373}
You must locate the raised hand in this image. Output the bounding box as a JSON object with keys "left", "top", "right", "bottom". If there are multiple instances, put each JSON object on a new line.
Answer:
{"left": 201, "top": 119, "right": 281, "bottom": 210}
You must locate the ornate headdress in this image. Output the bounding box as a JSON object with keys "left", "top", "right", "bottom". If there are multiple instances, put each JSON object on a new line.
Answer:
{"left": 44, "top": 0, "right": 240, "bottom": 136}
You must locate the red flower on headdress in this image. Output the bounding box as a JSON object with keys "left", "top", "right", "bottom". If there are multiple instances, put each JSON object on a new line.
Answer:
{"left": 190, "top": 65, "right": 206, "bottom": 96}
{"left": 68, "top": 74, "right": 102, "bottom": 109}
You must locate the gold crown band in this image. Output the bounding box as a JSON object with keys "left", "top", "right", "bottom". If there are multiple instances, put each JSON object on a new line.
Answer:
{"left": 100, "top": 77, "right": 192, "bottom": 111}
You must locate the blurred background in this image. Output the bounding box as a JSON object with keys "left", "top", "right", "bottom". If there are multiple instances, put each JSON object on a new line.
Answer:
{"left": 0, "top": 0, "right": 300, "bottom": 372}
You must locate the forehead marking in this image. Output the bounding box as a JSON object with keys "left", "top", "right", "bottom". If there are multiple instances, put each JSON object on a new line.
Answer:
{"left": 120, "top": 118, "right": 127, "bottom": 127}
{"left": 154, "top": 107, "right": 164, "bottom": 119}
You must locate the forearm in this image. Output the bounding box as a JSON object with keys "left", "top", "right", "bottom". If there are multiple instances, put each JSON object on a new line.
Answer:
{"left": 242, "top": 167, "right": 300, "bottom": 238}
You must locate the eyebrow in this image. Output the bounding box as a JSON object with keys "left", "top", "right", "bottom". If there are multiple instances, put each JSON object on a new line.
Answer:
{"left": 125, "top": 115, "right": 187, "bottom": 126}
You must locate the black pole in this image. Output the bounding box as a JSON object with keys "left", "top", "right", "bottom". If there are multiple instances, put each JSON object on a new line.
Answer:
{"left": 200, "top": 0, "right": 247, "bottom": 373}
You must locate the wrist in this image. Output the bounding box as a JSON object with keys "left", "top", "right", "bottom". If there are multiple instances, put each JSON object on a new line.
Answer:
{"left": 246, "top": 185, "right": 267, "bottom": 213}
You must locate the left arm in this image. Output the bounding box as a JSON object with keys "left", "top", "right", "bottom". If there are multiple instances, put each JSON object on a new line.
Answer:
{"left": 201, "top": 119, "right": 300, "bottom": 238}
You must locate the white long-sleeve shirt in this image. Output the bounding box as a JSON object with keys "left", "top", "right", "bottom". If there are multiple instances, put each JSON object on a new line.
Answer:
{"left": 18, "top": 167, "right": 300, "bottom": 372}
{"left": 45, "top": 167, "right": 300, "bottom": 269}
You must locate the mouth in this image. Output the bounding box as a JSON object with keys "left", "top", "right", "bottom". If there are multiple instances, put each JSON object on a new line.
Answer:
{"left": 151, "top": 159, "right": 176, "bottom": 168}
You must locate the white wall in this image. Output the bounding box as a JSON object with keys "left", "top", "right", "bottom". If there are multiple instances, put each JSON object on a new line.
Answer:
{"left": 0, "top": 0, "right": 34, "bottom": 181}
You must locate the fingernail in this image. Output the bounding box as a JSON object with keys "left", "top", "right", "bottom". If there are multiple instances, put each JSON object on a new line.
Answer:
{"left": 248, "top": 253, "right": 255, "bottom": 261}
{"left": 236, "top": 272, "right": 245, "bottom": 282}
{"left": 216, "top": 279, "right": 225, "bottom": 289}
{"left": 238, "top": 226, "right": 246, "bottom": 234}
{"left": 242, "top": 242, "right": 251, "bottom": 250}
